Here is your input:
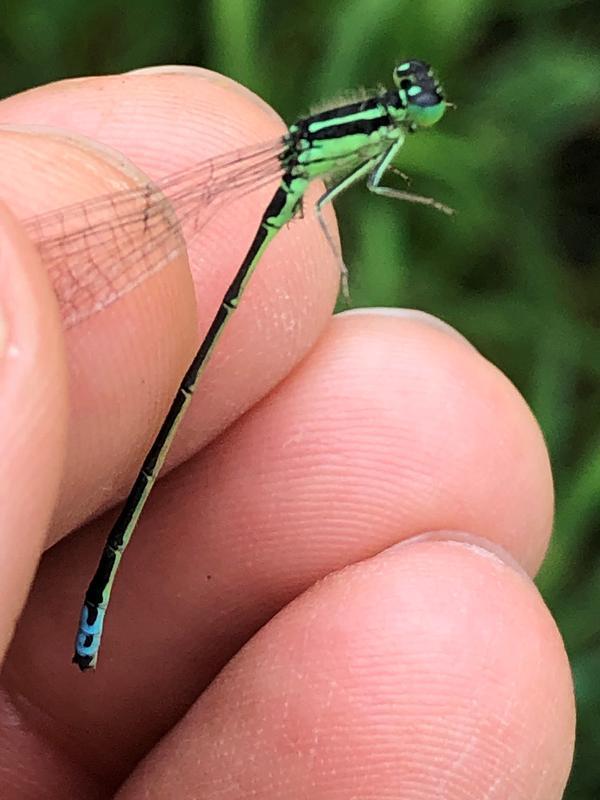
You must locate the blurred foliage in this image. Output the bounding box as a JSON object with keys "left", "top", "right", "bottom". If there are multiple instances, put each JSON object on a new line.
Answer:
{"left": 1, "top": 0, "right": 599, "bottom": 794}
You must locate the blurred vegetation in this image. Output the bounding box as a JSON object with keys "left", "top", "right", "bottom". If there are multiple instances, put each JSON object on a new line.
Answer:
{"left": 1, "top": 0, "right": 598, "bottom": 795}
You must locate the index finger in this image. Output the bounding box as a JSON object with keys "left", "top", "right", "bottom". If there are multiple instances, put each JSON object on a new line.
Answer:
{"left": 0, "top": 68, "right": 340, "bottom": 542}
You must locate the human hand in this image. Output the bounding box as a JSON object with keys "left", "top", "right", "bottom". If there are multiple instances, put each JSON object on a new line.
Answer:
{"left": 0, "top": 68, "right": 574, "bottom": 799}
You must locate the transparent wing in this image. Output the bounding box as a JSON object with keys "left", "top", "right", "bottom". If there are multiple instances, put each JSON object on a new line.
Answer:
{"left": 22, "top": 138, "right": 285, "bottom": 328}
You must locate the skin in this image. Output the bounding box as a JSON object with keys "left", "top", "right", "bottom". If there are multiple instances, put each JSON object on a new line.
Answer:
{"left": 0, "top": 67, "right": 574, "bottom": 799}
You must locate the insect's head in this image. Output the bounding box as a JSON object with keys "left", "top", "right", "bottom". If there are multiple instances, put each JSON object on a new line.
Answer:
{"left": 394, "top": 60, "right": 446, "bottom": 129}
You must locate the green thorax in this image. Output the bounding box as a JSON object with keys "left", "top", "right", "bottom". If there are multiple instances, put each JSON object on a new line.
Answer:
{"left": 281, "top": 59, "right": 446, "bottom": 184}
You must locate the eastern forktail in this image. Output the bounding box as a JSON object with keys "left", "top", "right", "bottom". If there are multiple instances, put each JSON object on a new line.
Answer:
{"left": 26, "top": 60, "right": 452, "bottom": 670}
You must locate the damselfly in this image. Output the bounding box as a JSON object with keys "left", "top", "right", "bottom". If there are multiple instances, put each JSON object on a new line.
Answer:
{"left": 24, "top": 59, "right": 452, "bottom": 670}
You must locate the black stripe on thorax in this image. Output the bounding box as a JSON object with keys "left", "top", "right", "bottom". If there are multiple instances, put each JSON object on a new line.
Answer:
{"left": 309, "top": 114, "right": 390, "bottom": 141}
{"left": 288, "top": 89, "right": 406, "bottom": 147}
{"left": 309, "top": 94, "right": 383, "bottom": 122}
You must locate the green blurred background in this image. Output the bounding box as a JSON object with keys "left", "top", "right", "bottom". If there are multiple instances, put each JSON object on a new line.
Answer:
{"left": 1, "top": 0, "right": 598, "bottom": 794}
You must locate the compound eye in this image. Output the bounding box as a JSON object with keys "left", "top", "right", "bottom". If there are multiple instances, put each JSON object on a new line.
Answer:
{"left": 399, "top": 78, "right": 413, "bottom": 91}
{"left": 412, "top": 90, "right": 440, "bottom": 107}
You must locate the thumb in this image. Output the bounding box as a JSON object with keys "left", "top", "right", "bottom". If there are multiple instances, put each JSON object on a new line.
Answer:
{"left": 0, "top": 202, "right": 68, "bottom": 662}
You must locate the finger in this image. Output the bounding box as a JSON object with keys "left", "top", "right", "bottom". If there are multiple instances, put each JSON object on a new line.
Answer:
{"left": 0, "top": 203, "right": 67, "bottom": 660}
{"left": 0, "top": 127, "right": 197, "bottom": 543}
{"left": 8, "top": 310, "right": 554, "bottom": 781}
{"left": 120, "top": 538, "right": 574, "bottom": 799}
{"left": 0, "top": 68, "right": 339, "bottom": 538}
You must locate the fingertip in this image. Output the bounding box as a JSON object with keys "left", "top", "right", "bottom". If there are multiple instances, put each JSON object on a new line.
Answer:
{"left": 0, "top": 126, "right": 197, "bottom": 539}
{"left": 329, "top": 309, "right": 554, "bottom": 570}
{"left": 130, "top": 531, "right": 574, "bottom": 800}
